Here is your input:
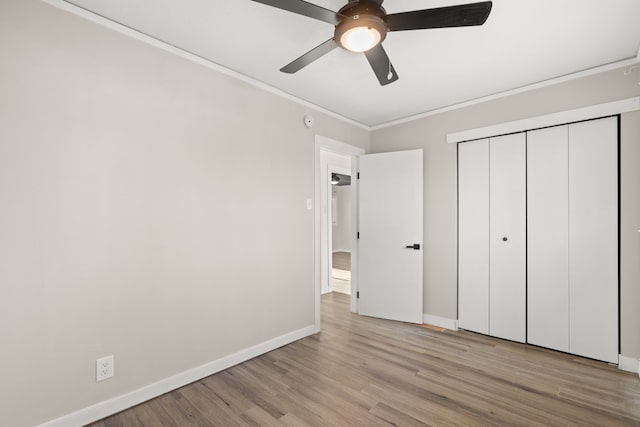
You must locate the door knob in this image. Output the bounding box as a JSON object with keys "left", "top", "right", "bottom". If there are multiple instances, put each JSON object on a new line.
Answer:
{"left": 502, "top": 237, "right": 508, "bottom": 242}
{"left": 405, "top": 244, "right": 420, "bottom": 250}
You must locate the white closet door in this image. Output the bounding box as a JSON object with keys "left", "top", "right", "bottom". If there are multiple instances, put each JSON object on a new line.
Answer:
{"left": 458, "top": 139, "right": 489, "bottom": 334}
{"left": 569, "top": 117, "right": 618, "bottom": 363}
{"left": 489, "top": 133, "right": 526, "bottom": 343}
{"left": 527, "top": 126, "right": 569, "bottom": 352}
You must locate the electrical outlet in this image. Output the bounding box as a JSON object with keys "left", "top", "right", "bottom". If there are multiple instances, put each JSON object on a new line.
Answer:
{"left": 96, "top": 355, "right": 114, "bottom": 382}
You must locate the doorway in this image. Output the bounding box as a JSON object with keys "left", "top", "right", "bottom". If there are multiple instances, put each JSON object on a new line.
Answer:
{"left": 314, "top": 135, "right": 364, "bottom": 332}
{"left": 314, "top": 137, "right": 425, "bottom": 330}
{"left": 329, "top": 169, "right": 352, "bottom": 295}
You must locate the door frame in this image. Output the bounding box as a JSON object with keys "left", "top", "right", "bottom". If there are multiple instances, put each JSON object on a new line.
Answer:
{"left": 314, "top": 135, "right": 364, "bottom": 332}
{"left": 327, "top": 164, "right": 352, "bottom": 294}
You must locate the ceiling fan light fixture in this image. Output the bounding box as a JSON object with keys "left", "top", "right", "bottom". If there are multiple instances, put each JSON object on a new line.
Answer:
{"left": 340, "top": 26, "right": 381, "bottom": 52}
{"left": 255, "top": 0, "right": 493, "bottom": 86}
{"left": 335, "top": 14, "right": 387, "bottom": 53}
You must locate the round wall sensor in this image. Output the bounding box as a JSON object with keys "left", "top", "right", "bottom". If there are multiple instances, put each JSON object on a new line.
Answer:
{"left": 303, "top": 115, "right": 314, "bottom": 128}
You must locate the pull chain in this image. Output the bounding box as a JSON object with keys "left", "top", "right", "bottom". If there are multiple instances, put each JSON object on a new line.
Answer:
{"left": 386, "top": 36, "right": 393, "bottom": 80}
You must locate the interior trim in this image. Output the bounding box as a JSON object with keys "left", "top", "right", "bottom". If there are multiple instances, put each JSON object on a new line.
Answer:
{"left": 371, "top": 57, "right": 640, "bottom": 131}
{"left": 423, "top": 313, "right": 459, "bottom": 331}
{"left": 43, "top": 0, "right": 370, "bottom": 131}
{"left": 446, "top": 97, "right": 640, "bottom": 144}
{"left": 36, "top": 325, "right": 316, "bottom": 427}
{"left": 314, "top": 135, "right": 365, "bottom": 329}
{"left": 618, "top": 355, "right": 640, "bottom": 375}
{"left": 43, "top": 1, "right": 640, "bottom": 131}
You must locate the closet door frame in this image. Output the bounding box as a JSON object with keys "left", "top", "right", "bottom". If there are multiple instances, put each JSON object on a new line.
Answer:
{"left": 457, "top": 115, "right": 620, "bottom": 363}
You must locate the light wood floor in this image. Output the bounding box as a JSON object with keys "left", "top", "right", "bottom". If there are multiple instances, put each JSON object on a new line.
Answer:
{"left": 332, "top": 251, "right": 351, "bottom": 271}
{"left": 332, "top": 251, "right": 351, "bottom": 295}
{"left": 90, "top": 292, "right": 640, "bottom": 426}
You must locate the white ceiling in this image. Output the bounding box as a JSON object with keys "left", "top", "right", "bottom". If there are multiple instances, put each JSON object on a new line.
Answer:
{"left": 64, "top": 0, "right": 640, "bottom": 127}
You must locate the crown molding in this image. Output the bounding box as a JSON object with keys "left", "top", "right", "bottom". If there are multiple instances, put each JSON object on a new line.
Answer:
{"left": 43, "top": 0, "right": 370, "bottom": 131}
{"left": 371, "top": 56, "right": 640, "bottom": 131}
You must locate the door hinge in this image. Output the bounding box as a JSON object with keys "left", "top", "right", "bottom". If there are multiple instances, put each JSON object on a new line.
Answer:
{"left": 357, "top": 172, "right": 360, "bottom": 179}
{"left": 357, "top": 291, "right": 360, "bottom": 299}
{"left": 357, "top": 232, "right": 360, "bottom": 239}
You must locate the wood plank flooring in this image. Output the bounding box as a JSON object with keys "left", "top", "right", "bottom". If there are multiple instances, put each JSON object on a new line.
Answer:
{"left": 332, "top": 252, "right": 351, "bottom": 271}
{"left": 90, "top": 292, "right": 640, "bottom": 426}
{"left": 331, "top": 252, "right": 351, "bottom": 295}
{"left": 330, "top": 272, "right": 351, "bottom": 295}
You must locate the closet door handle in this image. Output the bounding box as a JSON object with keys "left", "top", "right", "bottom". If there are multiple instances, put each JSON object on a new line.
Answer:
{"left": 405, "top": 244, "right": 421, "bottom": 250}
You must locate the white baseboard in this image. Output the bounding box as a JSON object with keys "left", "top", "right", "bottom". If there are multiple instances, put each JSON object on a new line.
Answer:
{"left": 38, "top": 325, "right": 316, "bottom": 427}
{"left": 332, "top": 249, "right": 351, "bottom": 254}
{"left": 618, "top": 355, "right": 640, "bottom": 376}
{"left": 423, "top": 314, "right": 458, "bottom": 331}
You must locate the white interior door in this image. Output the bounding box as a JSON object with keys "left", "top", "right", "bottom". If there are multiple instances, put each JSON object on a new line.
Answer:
{"left": 568, "top": 117, "right": 618, "bottom": 363}
{"left": 458, "top": 139, "right": 490, "bottom": 334}
{"left": 358, "top": 149, "right": 423, "bottom": 323}
{"left": 489, "top": 133, "right": 526, "bottom": 343}
{"left": 527, "top": 125, "right": 569, "bottom": 352}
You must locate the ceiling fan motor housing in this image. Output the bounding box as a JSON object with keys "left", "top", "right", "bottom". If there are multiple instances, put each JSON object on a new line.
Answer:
{"left": 252, "top": 0, "right": 493, "bottom": 85}
{"left": 334, "top": 1, "right": 389, "bottom": 51}
{"left": 337, "top": 0, "right": 387, "bottom": 18}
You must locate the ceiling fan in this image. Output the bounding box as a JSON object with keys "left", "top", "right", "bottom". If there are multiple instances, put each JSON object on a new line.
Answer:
{"left": 250, "top": 0, "right": 493, "bottom": 86}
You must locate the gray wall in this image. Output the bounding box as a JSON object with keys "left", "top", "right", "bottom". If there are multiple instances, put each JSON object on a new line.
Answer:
{"left": 1, "top": 0, "right": 638, "bottom": 425}
{"left": 332, "top": 185, "right": 352, "bottom": 253}
{"left": 371, "top": 66, "right": 640, "bottom": 359}
{"left": 620, "top": 110, "right": 640, "bottom": 359}
{"left": 0, "top": 1, "right": 368, "bottom": 426}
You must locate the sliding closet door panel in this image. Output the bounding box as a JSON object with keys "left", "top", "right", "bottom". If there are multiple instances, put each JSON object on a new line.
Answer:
{"left": 489, "top": 133, "right": 526, "bottom": 343}
{"left": 569, "top": 117, "right": 618, "bottom": 363}
{"left": 458, "top": 139, "right": 489, "bottom": 334}
{"left": 527, "top": 126, "right": 569, "bottom": 352}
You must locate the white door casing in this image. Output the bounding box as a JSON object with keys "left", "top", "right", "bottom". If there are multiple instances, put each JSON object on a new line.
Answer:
{"left": 314, "top": 135, "right": 364, "bottom": 331}
{"left": 358, "top": 149, "right": 423, "bottom": 324}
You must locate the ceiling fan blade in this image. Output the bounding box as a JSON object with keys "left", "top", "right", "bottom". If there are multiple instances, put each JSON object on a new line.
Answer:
{"left": 250, "top": 0, "right": 340, "bottom": 25}
{"left": 364, "top": 44, "right": 399, "bottom": 86}
{"left": 281, "top": 38, "right": 338, "bottom": 74}
{"left": 386, "top": 1, "right": 492, "bottom": 32}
